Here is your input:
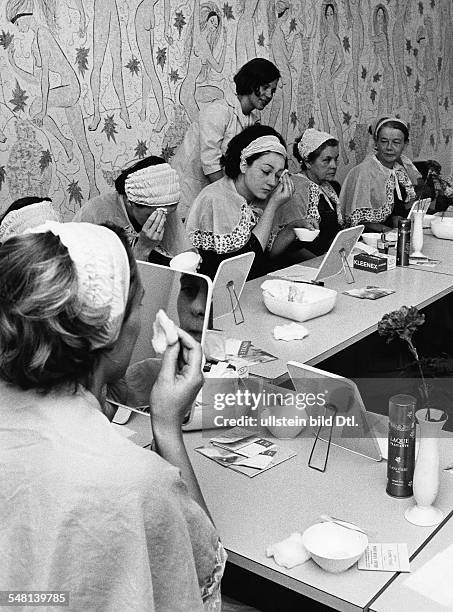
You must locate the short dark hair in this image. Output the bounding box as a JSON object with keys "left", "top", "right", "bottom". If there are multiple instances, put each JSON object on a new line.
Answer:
{"left": 293, "top": 136, "right": 339, "bottom": 168}
{"left": 0, "top": 224, "right": 138, "bottom": 392}
{"left": 0, "top": 196, "right": 52, "bottom": 224}
{"left": 115, "top": 155, "right": 167, "bottom": 195}
{"left": 222, "top": 124, "right": 287, "bottom": 179}
{"left": 233, "top": 58, "right": 280, "bottom": 96}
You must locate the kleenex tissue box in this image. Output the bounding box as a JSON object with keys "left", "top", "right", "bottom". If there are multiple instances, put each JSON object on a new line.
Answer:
{"left": 353, "top": 253, "right": 396, "bottom": 273}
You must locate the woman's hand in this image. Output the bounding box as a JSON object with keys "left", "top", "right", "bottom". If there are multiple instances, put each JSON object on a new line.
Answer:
{"left": 285, "top": 217, "right": 319, "bottom": 231}
{"left": 135, "top": 209, "right": 167, "bottom": 257}
{"left": 150, "top": 328, "right": 204, "bottom": 433}
{"left": 267, "top": 172, "right": 295, "bottom": 210}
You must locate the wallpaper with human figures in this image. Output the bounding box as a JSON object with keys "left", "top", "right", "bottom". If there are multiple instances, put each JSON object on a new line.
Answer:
{"left": 0, "top": 0, "right": 451, "bottom": 218}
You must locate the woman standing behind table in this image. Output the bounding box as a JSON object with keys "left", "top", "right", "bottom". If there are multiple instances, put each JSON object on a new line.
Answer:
{"left": 340, "top": 117, "right": 421, "bottom": 232}
{"left": 73, "top": 156, "right": 192, "bottom": 264}
{"left": 0, "top": 222, "right": 225, "bottom": 610}
{"left": 278, "top": 128, "right": 343, "bottom": 259}
{"left": 186, "top": 125, "right": 295, "bottom": 280}
{"left": 172, "top": 58, "right": 280, "bottom": 220}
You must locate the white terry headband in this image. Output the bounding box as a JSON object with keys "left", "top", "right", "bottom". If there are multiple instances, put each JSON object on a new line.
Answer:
{"left": 373, "top": 117, "right": 408, "bottom": 138}
{"left": 0, "top": 200, "right": 60, "bottom": 242}
{"left": 125, "top": 163, "right": 180, "bottom": 207}
{"left": 297, "top": 128, "right": 335, "bottom": 161}
{"left": 27, "top": 222, "right": 130, "bottom": 350}
{"left": 239, "top": 136, "right": 287, "bottom": 173}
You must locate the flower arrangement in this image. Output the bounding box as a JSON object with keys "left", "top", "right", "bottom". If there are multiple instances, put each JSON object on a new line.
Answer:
{"left": 377, "top": 305, "right": 438, "bottom": 421}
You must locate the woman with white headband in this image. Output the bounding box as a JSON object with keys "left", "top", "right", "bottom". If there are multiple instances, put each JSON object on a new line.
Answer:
{"left": 340, "top": 117, "right": 421, "bottom": 231}
{"left": 277, "top": 128, "right": 343, "bottom": 259}
{"left": 186, "top": 124, "right": 295, "bottom": 279}
{"left": 0, "top": 222, "right": 224, "bottom": 610}
{"left": 74, "top": 156, "right": 192, "bottom": 264}
{"left": 0, "top": 195, "right": 60, "bottom": 243}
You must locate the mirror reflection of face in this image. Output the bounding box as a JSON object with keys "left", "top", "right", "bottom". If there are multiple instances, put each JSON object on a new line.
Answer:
{"left": 307, "top": 145, "right": 339, "bottom": 183}
{"left": 249, "top": 78, "right": 279, "bottom": 111}
{"left": 375, "top": 126, "right": 406, "bottom": 168}
{"left": 177, "top": 274, "right": 208, "bottom": 343}
{"left": 243, "top": 152, "right": 286, "bottom": 200}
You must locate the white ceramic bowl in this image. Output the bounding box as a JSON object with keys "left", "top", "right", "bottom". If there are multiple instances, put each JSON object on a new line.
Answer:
{"left": 302, "top": 522, "right": 368, "bottom": 573}
{"left": 260, "top": 279, "right": 337, "bottom": 322}
{"left": 423, "top": 214, "right": 436, "bottom": 228}
{"left": 361, "top": 233, "right": 380, "bottom": 248}
{"left": 169, "top": 251, "right": 201, "bottom": 272}
{"left": 431, "top": 215, "right": 453, "bottom": 240}
{"left": 293, "top": 228, "right": 320, "bottom": 242}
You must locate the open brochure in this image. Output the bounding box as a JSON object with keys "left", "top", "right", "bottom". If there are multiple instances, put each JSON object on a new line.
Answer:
{"left": 195, "top": 427, "right": 297, "bottom": 478}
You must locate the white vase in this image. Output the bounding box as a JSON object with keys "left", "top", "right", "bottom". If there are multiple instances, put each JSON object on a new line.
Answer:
{"left": 410, "top": 210, "right": 425, "bottom": 258}
{"left": 405, "top": 408, "right": 448, "bottom": 526}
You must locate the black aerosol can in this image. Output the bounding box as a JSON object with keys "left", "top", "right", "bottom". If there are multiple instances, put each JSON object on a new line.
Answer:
{"left": 387, "top": 394, "right": 416, "bottom": 497}
{"left": 396, "top": 218, "right": 411, "bottom": 266}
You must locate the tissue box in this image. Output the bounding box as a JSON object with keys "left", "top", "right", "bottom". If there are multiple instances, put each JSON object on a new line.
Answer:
{"left": 353, "top": 253, "right": 396, "bottom": 273}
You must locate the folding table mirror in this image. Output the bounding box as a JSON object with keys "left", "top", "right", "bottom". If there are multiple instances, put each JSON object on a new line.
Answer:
{"left": 211, "top": 252, "right": 255, "bottom": 324}
{"left": 287, "top": 361, "right": 382, "bottom": 467}
{"left": 110, "top": 262, "right": 213, "bottom": 425}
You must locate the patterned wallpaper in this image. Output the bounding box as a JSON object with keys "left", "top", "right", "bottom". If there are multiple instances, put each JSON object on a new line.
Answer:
{"left": 0, "top": 0, "right": 451, "bottom": 218}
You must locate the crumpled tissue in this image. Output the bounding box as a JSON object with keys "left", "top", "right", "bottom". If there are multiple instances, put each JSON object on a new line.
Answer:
{"left": 273, "top": 322, "right": 309, "bottom": 341}
{"left": 266, "top": 532, "right": 311, "bottom": 569}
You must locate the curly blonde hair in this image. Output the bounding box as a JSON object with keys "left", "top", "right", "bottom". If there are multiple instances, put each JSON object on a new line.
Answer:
{"left": 0, "top": 226, "right": 138, "bottom": 392}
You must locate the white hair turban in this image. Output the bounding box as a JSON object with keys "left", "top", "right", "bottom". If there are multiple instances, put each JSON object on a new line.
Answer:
{"left": 0, "top": 200, "right": 60, "bottom": 242}
{"left": 239, "top": 135, "right": 287, "bottom": 173}
{"left": 371, "top": 117, "right": 409, "bottom": 138}
{"left": 27, "top": 222, "right": 130, "bottom": 350}
{"left": 124, "top": 163, "right": 180, "bottom": 207}
{"left": 297, "top": 128, "right": 336, "bottom": 161}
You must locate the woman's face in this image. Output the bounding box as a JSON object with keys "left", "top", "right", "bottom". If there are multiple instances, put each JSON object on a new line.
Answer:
{"left": 243, "top": 152, "right": 286, "bottom": 200}
{"left": 15, "top": 15, "right": 31, "bottom": 33}
{"left": 325, "top": 5, "right": 334, "bottom": 20}
{"left": 176, "top": 274, "right": 208, "bottom": 343}
{"left": 306, "top": 145, "right": 339, "bottom": 183}
{"left": 249, "top": 79, "right": 279, "bottom": 111}
{"left": 207, "top": 14, "right": 219, "bottom": 33}
{"left": 375, "top": 126, "right": 407, "bottom": 168}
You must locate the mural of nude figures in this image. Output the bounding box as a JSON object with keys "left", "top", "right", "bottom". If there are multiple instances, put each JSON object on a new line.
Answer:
{"left": 0, "top": 0, "right": 451, "bottom": 218}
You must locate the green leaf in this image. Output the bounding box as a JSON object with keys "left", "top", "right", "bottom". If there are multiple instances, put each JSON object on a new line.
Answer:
{"left": 156, "top": 47, "right": 167, "bottom": 71}
{"left": 223, "top": 3, "right": 234, "bottom": 20}
{"left": 67, "top": 180, "right": 83, "bottom": 206}
{"left": 135, "top": 139, "right": 148, "bottom": 159}
{"left": 102, "top": 114, "right": 118, "bottom": 143}
{"left": 161, "top": 143, "right": 176, "bottom": 162}
{"left": 125, "top": 56, "right": 140, "bottom": 76}
{"left": 39, "top": 149, "right": 52, "bottom": 172}
{"left": 169, "top": 68, "right": 181, "bottom": 84}
{"left": 174, "top": 11, "right": 186, "bottom": 38}
{"left": 0, "top": 166, "right": 5, "bottom": 190}
{"left": 9, "top": 80, "right": 28, "bottom": 113}
{"left": 257, "top": 32, "right": 265, "bottom": 47}
{"left": 0, "top": 30, "right": 14, "bottom": 49}
{"left": 75, "top": 47, "right": 89, "bottom": 77}
{"left": 342, "top": 36, "right": 350, "bottom": 52}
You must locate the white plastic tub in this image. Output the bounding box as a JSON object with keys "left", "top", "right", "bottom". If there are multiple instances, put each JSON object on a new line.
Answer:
{"left": 261, "top": 279, "right": 337, "bottom": 322}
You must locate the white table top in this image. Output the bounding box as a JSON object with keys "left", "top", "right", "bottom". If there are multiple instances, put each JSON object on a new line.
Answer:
{"left": 126, "top": 412, "right": 453, "bottom": 612}
{"left": 369, "top": 501, "right": 453, "bottom": 612}
{"left": 407, "top": 230, "right": 453, "bottom": 276}
{"left": 215, "top": 265, "right": 453, "bottom": 379}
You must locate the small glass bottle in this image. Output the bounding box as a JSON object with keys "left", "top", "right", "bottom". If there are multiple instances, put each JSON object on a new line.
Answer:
{"left": 377, "top": 232, "right": 389, "bottom": 254}
{"left": 387, "top": 394, "right": 416, "bottom": 497}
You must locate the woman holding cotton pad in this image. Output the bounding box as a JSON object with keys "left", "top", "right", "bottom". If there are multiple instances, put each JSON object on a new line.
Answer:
{"left": 74, "top": 155, "right": 192, "bottom": 264}
{"left": 186, "top": 124, "right": 298, "bottom": 279}
{"left": 277, "top": 128, "right": 343, "bottom": 260}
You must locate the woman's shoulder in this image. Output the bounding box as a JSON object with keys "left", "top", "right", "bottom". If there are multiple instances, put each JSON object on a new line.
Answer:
{"left": 73, "top": 191, "right": 122, "bottom": 223}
